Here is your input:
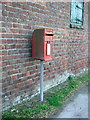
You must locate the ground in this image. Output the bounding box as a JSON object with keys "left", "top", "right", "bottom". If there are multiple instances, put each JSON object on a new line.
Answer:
{"left": 50, "top": 84, "right": 88, "bottom": 118}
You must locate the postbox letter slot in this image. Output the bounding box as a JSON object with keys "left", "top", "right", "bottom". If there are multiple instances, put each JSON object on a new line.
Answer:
{"left": 46, "top": 43, "right": 51, "bottom": 56}
{"left": 46, "top": 34, "right": 53, "bottom": 36}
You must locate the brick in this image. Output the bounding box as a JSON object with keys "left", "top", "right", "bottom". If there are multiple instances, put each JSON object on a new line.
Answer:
{"left": 2, "top": 2, "right": 12, "bottom": 6}
{"left": 2, "top": 10, "right": 8, "bottom": 16}
{"left": 9, "top": 70, "right": 19, "bottom": 75}
{"left": 6, "top": 6, "right": 19, "bottom": 13}
{"left": 11, "top": 88, "right": 19, "bottom": 94}
{"left": 10, "top": 29, "right": 19, "bottom": 33}
{"left": 3, "top": 65, "right": 14, "bottom": 71}
{"left": 7, "top": 39, "right": 13, "bottom": 44}
{"left": 11, "top": 75, "right": 17, "bottom": 80}
{"left": 2, "top": 34, "right": 12, "bottom": 38}
{"left": 23, "top": 25, "right": 31, "bottom": 29}
{"left": 1, "top": 45, "right": 5, "bottom": 49}
{"left": 17, "top": 82, "right": 25, "bottom": 87}
{"left": 13, "top": 23, "right": 23, "bottom": 28}
{"left": 26, "top": 72, "right": 30, "bottom": 76}
{"left": 2, "top": 51, "right": 8, "bottom": 55}
{"left": 1, "top": 2, "right": 88, "bottom": 111}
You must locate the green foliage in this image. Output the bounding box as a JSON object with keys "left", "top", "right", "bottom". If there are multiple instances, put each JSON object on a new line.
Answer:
{"left": 2, "top": 112, "right": 20, "bottom": 120}
{"left": 58, "top": 94, "right": 65, "bottom": 100}
{"left": 13, "top": 114, "right": 20, "bottom": 119}
{"left": 61, "top": 87, "right": 69, "bottom": 95}
{"left": 2, "top": 112, "right": 14, "bottom": 119}
{"left": 78, "top": 75, "right": 88, "bottom": 82}
{"left": 47, "top": 95, "right": 62, "bottom": 107}
{"left": 68, "top": 75, "right": 74, "bottom": 81}
{"left": 33, "top": 103, "right": 50, "bottom": 114}
{"left": 20, "top": 108, "right": 33, "bottom": 117}
{"left": 69, "top": 81, "right": 77, "bottom": 89}
{"left": 36, "top": 103, "right": 50, "bottom": 110}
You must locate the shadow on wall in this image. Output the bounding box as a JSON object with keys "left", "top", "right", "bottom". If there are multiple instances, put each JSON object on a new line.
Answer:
{"left": 26, "top": 30, "right": 35, "bottom": 61}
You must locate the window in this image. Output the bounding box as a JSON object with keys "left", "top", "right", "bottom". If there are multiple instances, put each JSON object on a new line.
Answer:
{"left": 70, "top": 1, "right": 84, "bottom": 26}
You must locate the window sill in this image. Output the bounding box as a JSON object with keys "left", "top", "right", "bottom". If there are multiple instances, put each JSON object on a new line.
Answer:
{"left": 70, "top": 24, "right": 84, "bottom": 29}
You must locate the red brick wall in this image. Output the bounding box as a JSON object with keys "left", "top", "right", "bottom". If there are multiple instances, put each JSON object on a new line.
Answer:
{"left": 1, "top": 2, "right": 88, "bottom": 110}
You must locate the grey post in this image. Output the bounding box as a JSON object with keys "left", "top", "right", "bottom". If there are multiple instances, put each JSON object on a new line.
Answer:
{"left": 40, "top": 60, "right": 44, "bottom": 102}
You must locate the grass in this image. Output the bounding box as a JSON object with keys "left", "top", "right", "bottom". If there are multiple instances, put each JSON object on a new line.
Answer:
{"left": 2, "top": 73, "right": 88, "bottom": 119}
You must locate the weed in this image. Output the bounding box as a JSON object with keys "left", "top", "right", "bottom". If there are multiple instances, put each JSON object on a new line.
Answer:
{"left": 78, "top": 75, "right": 88, "bottom": 82}
{"left": 68, "top": 75, "right": 78, "bottom": 89}
{"left": 58, "top": 94, "right": 65, "bottom": 100}
{"left": 68, "top": 75, "right": 74, "bottom": 81}
{"left": 2, "top": 112, "right": 14, "bottom": 119}
{"left": 36, "top": 103, "right": 50, "bottom": 110}
{"left": 69, "top": 81, "right": 77, "bottom": 89}
{"left": 13, "top": 114, "right": 20, "bottom": 119}
{"left": 47, "top": 95, "right": 62, "bottom": 107}
{"left": 20, "top": 108, "right": 33, "bottom": 117}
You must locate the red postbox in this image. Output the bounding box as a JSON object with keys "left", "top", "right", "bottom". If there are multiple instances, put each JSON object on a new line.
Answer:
{"left": 32, "top": 28, "right": 53, "bottom": 61}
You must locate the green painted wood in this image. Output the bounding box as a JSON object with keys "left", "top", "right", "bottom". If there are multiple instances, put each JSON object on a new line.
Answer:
{"left": 71, "top": 1, "right": 84, "bottom": 26}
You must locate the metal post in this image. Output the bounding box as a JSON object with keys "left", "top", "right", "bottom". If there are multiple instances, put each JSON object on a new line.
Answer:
{"left": 40, "top": 60, "right": 44, "bottom": 102}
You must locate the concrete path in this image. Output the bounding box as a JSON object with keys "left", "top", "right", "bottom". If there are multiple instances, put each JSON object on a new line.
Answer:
{"left": 52, "top": 84, "right": 88, "bottom": 118}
